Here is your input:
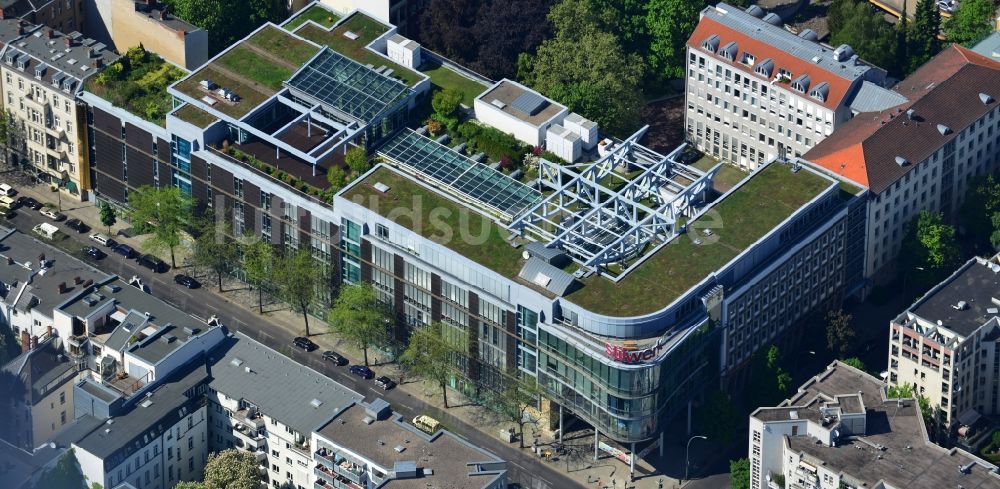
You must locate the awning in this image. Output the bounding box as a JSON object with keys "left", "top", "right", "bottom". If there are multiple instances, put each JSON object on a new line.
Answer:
{"left": 64, "top": 180, "right": 77, "bottom": 192}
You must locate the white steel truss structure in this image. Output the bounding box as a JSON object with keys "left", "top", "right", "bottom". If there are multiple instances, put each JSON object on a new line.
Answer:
{"left": 509, "top": 128, "right": 720, "bottom": 278}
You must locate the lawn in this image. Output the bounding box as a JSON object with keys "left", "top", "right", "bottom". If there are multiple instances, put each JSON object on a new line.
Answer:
{"left": 84, "top": 47, "right": 186, "bottom": 126}
{"left": 174, "top": 66, "right": 272, "bottom": 119}
{"left": 215, "top": 45, "right": 294, "bottom": 91}
{"left": 173, "top": 104, "right": 217, "bottom": 128}
{"left": 343, "top": 166, "right": 524, "bottom": 277}
{"left": 420, "top": 62, "right": 488, "bottom": 107}
{"left": 247, "top": 25, "right": 320, "bottom": 66}
{"left": 285, "top": 4, "right": 340, "bottom": 31}
{"left": 297, "top": 14, "right": 422, "bottom": 87}
{"left": 564, "top": 163, "right": 830, "bottom": 316}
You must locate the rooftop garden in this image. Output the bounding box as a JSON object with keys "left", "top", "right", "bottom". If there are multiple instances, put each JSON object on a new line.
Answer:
{"left": 220, "top": 143, "right": 336, "bottom": 203}
{"left": 84, "top": 45, "right": 186, "bottom": 126}
{"left": 343, "top": 166, "right": 524, "bottom": 277}
{"left": 174, "top": 65, "right": 271, "bottom": 119}
{"left": 246, "top": 25, "right": 320, "bottom": 66}
{"left": 564, "top": 163, "right": 832, "bottom": 316}
{"left": 285, "top": 4, "right": 341, "bottom": 31}
{"left": 297, "top": 14, "right": 422, "bottom": 87}
{"left": 215, "top": 45, "right": 294, "bottom": 91}
{"left": 173, "top": 104, "right": 217, "bottom": 128}
{"left": 419, "top": 62, "right": 488, "bottom": 107}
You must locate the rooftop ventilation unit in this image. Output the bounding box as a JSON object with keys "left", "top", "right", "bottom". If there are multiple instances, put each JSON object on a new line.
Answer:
{"left": 745, "top": 5, "right": 765, "bottom": 18}
{"left": 937, "top": 124, "right": 951, "bottom": 135}
{"left": 373, "top": 182, "right": 390, "bottom": 193}
{"left": 895, "top": 156, "right": 908, "bottom": 166}
{"left": 833, "top": 44, "right": 854, "bottom": 62}
{"left": 980, "top": 93, "right": 994, "bottom": 105}
{"left": 906, "top": 108, "right": 916, "bottom": 120}
{"left": 490, "top": 99, "right": 506, "bottom": 110}
{"left": 310, "top": 398, "right": 322, "bottom": 408}
{"left": 798, "top": 29, "right": 818, "bottom": 42}
{"left": 952, "top": 301, "right": 968, "bottom": 310}
{"left": 762, "top": 13, "right": 782, "bottom": 26}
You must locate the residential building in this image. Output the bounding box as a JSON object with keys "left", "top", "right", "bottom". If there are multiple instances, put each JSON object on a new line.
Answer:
{"left": 312, "top": 399, "right": 507, "bottom": 489}
{"left": 0, "top": 21, "right": 118, "bottom": 200}
{"left": 804, "top": 44, "right": 1000, "bottom": 279}
{"left": 83, "top": 0, "right": 207, "bottom": 70}
{"left": 887, "top": 254, "right": 1000, "bottom": 428}
{"left": 474, "top": 79, "right": 568, "bottom": 147}
{"left": 0, "top": 436, "right": 66, "bottom": 489}
{"left": 206, "top": 332, "right": 363, "bottom": 489}
{"left": 685, "top": 3, "right": 890, "bottom": 170}
{"left": 1, "top": 336, "right": 82, "bottom": 451}
{"left": 749, "top": 360, "right": 1000, "bottom": 489}
{"left": 0, "top": 0, "right": 83, "bottom": 34}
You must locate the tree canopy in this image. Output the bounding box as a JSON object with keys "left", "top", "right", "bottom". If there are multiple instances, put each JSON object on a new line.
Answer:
{"left": 274, "top": 249, "right": 322, "bottom": 336}
{"left": 128, "top": 185, "right": 193, "bottom": 267}
{"left": 909, "top": 0, "right": 942, "bottom": 73}
{"left": 163, "top": 0, "right": 287, "bottom": 55}
{"left": 192, "top": 219, "right": 237, "bottom": 291}
{"left": 203, "top": 450, "right": 260, "bottom": 489}
{"left": 399, "top": 322, "right": 458, "bottom": 407}
{"left": 240, "top": 237, "right": 275, "bottom": 314}
{"left": 946, "top": 0, "right": 994, "bottom": 46}
{"left": 328, "top": 283, "right": 393, "bottom": 366}
{"left": 646, "top": 0, "right": 703, "bottom": 80}
{"left": 828, "top": 0, "right": 901, "bottom": 74}
{"left": 826, "top": 309, "right": 856, "bottom": 358}
{"left": 729, "top": 458, "right": 751, "bottom": 489}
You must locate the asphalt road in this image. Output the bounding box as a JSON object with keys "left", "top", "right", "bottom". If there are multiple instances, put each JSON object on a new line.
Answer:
{"left": 4, "top": 205, "right": 577, "bottom": 489}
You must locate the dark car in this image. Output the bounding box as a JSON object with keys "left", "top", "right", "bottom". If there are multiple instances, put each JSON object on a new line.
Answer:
{"left": 112, "top": 243, "right": 136, "bottom": 259}
{"left": 349, "top": 365, "right": 374, "bottom": 379}
{"left": 293, "top": 336, "right": 318, "bottom": 352}
{"left": 173, "top": 274, "right": 200, "bottom": 288}
{"left": 82, "top": 246, "right": 106, "bottom": 260}
{"left": 138, "top": 254, "right": 167, "bottom": 273}
{"left": 22, "top": 197, "right": 41, "bottom": 210}
{"left": 2, "top": 209, "right": 15, "bottom": 220}
{"left": 65, "top": 218, "right": 89, "bottom": 233}
{"left": 375, "top": 376, "right": 396, "bottom": 390}
{"left": 322, "top": 350, "right": 348, "bottom": 365}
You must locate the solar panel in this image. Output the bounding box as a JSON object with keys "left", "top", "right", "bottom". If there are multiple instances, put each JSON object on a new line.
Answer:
{"left": 510, "top": 91, "right": 548, "bottom": 116}
{"left": 378, "top": 130, "right": 542, "bottom": 218}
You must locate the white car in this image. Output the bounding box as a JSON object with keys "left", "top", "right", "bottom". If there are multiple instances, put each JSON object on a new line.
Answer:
{"left": 39, "top": 207, "right": 65, "bottom": 221}
{"left": 0, "top": 183, "right": 14, "bottom": 197}
{"left": 937, "top": 0, "right": 954, "bottom": 12}
{"left": 89, "top": 232, "right": 115, "bottom": 246}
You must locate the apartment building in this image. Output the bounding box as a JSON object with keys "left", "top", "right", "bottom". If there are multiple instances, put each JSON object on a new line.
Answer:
{"left": 0, "top": 21, "right": 118, "bottom": 200}
{"left": 805, "top": 44, "right": 1000, "bottom": 279}
{"left": 749, "top": 360, "right": 1000, "bottom": 489}
{"left": 0, "top": 0, "right": 84, "bottom": 34}
{"left": 685, "top": 3, "right": 890, "bottom": 171}
{"left": 1, "top": 336, "right": 81, "bottom": 451}
{"left": 887, "top": 254, "right": 1000, "bottom": 428}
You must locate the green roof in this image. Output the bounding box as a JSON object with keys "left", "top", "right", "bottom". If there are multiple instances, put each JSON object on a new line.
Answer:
{"left": 285, "top": 4, "right": 341, "bottom": 31}
{"left": 419, "top": 62, "right": 488, "bottom": 107}
{"left": 563, "top": 163, "right": 832, "bottom": 317}
{"left": 173, "top": 104, "right": 217, "bottom": 128}
{"left": 246, "top": 25, "right": 320, "bottom": 66}
{"left": 84, "top": 48, "right": 186, "bottom": 126}
{"left": 343, "top": 166, "right": 524, "bottom": 277}
{"left": 297, "top": 13, "right": 423, "bottom": 87}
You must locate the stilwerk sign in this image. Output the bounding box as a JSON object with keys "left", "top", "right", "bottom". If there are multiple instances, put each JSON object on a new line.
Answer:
{"left": 604, "top": 337, "right": 670, "bottom": 364}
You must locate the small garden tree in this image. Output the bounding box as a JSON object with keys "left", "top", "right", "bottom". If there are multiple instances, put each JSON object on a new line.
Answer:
{"left": 99, "top": 201, "right": 117, "bottom": 235}
{"left": 496, "top": 377, "right": 540, "bottom": 448}
{"left": 345, "top": 147, "right": 369, "bottom": 175}
{"left": 203, "top": 449, "right": 259, "bottom": 489}
{"left": 826, "top": 309, "right": 856, "bottom": 358}
{"left": 328, "top": 282, "right": 393, "bottom": 366}
{"left": 400, "top": 322, "right": 457, "bottom": 408}
{"left": 327, "top": 165, "right": 348, "bottom": 190}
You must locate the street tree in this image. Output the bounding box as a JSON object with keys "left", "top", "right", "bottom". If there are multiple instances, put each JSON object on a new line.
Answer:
{"left": 345, "top": 146, "right": 370, "bottom": 175}
{"left": 828, "top": 0, "right": 900, "bottom": 75}
{"left": 241, "top": 237, "right": 275, "bottom": 314}
{"left": 958, "top": 174, "right": 1000, "bottom": 243}
{"left": 328, "top": 282, "right": 392, "bottom": 366}
{"left": 749, "top": 345, "right": 792, "bottom": 408}
{"left": 495, "top": 377, "right": 540, "bottom": 448}
{"left": 167, "top": 0, "right": 286, "bottom": 55}
{"left": 729, "top": 458, "right": 751, "bottom": 489}
{"left": 275, "top": 249, "right": 321, "bottom": 336}
{"left": 904, "top": 211, "right": 960, "bottom": 270}
{"left": 203, "top": 449, "right": 259, "bottom": 489}
{"left": 192, "top": 219, "right": 237, "bottom": 291}
{"left": 400, "top": 322, "right": 458, "bottom": 408}
{"left": 695, "top": 391, "right": 739, "bottom": 444}
{"left": 826, "top": 309, "right": 856, "bottom": 358}
{"left": 945, "top": 0, "right": 995, "bottom": 46}
{"left": 415, "top": 0, "right": 481, "bottom": 66}
{"left": 99, "top": 201, "right": 117, "bottom": 235}
{"left": 646, "top": 0, "right": 702, "bottom": 80}
{"left": 128, "top": 185, "right": 193, "bottom": 267}
{"left": 842, "top": 357, "right": 867, "bottom": 371}
{"left": 909, "top": 0, "right": 942, "bottom": 72}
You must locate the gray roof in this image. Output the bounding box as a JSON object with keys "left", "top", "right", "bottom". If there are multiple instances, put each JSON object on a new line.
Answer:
{"left": 972, "top": 31, "right": 1000, "bottom": 62}
{"left": 208, "top": 333, "right": 363, "bottom": 435}
{"left": 524, "top": 242, "right": 568, "bottom": 266}
{"left": 0, "top": 20, "right": 119, "bottom": 91}
{"left": 518, "top": 257, "right": 575, "bottom": 296}
{"left": 910, "top": 257, "right": 1000, "bottom": 337}
{"left": 848, "top": 81, "right": 908, "bottom": 113}
{"left": 76, "top": 377, "right": 121, "bottom": 403}
{"left": 3, "top": 336, "right": 76, "bottom": 403}
{"left": 50, "top": 413, "right": 105, "bottom": 447}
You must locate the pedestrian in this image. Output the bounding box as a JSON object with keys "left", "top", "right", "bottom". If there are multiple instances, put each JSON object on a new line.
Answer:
{"left": 374, "top": 357, "right": 378, "bottom": 366}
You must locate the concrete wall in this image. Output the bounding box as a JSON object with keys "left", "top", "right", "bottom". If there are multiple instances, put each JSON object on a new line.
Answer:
{"left": 473, "top": 99, "right": 565, "bottom": 147}
{"left": 321, "top": 0, "right": 391, "bottom": 24}
{"left": 109, "top": 0, "right": 207, "bottom": 70}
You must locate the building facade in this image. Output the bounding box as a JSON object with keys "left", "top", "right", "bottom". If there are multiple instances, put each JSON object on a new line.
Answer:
{"left": 685, "top": 3, "right": 889, "bottom": 170}
{"left": 1, "top": 336, "right": 81, "bottom": 451}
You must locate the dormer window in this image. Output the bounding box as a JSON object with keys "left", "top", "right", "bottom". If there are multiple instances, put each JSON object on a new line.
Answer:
{"left": 754, "top": 58, "right": 773, "bottom": 77}
{"left": 701, "top": 34, "right": 720, "bottom": 53}
{"left": 34, "top": 63, "right": 45, "bottom": 79}
{"left": 740, "top": 52, "right": 756, "bottom": 67}
{"left": 809, "top": 82, "right": 829, "bottom": 102}
{"left": 4, "top": 50, "right": 15, "bottom": 65}
{"left": 16, "top": 54, "right": 28, "bottom": 71}
{"left": 720, "top": 41, "right": 738, "bottom": 61}
{"left": 775, "top": 68, "right": 792, "bottom": 83}
{"left": 790, "top": 74, "right": 810, "bottom": 93}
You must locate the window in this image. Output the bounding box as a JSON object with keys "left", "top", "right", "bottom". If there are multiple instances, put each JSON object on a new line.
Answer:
{"left": 376, "top": 223, "right": 389, "bottom": 240}
{"left": 188, "top": 457, "right": 194, "bottom": 472}
{"left": 59, "top": 392, "right": 65, "bottom": 405}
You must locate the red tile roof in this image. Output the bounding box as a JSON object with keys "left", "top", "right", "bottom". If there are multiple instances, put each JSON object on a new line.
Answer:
{"left": 804, "top": 45, "right": 1000, "bottom": 194}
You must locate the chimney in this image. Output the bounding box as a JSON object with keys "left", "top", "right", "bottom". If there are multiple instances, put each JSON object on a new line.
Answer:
{"left": 46, "top": 28, "right": 54, "bottom": 39}
{"left": 30, "top": 335, "right": 38, "bottom": 349}
{"left": 46, "top": 325, "right": 53, "bottom": 338}
{"left": 20, "top": 330, "right": 30, "bottom": 353}
{"left": 57, "top": 282, "right": 66, "bottom": 293}
{"left": 64, "top": 37, "right": 72, "bottom": 48}
{"left": 159, "top": 7, "right": 167, "bottom": 21}
{"left": 73, "top": 276, "right": 82, "bottom": 285}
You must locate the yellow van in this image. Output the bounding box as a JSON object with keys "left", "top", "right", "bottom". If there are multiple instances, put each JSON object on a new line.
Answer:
{"left": 0, "top": 195, "right": 15, "bottom": 209}
{"left": 412, "top": 415, "right": 440, "bottom": 434}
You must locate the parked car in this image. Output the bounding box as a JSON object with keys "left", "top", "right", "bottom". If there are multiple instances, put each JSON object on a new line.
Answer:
{"left": 375, "top": 376, "right": 395, "bottom": 390}
{"left": 173, "top": 274, "right": 200, "bottom": 288}
{"left": 138, "top": 254, "right": 167, "bottom": 273}
{"left": 82, "top": 246, "right": 106, "bottom": 260}
{"left": 0, "top": 195, "right": 16, "bottom": 210}
{"left": 0, "top": 183, "right": 15, "bottom": 196}
{"left": 3, "top": 209, "right": 15, "bottom": 220}
{"left": 322, "top": 350, "right": 348, "bottom": 365}
{"left": 412, "top": 415, "right": 441, "bottom": 434}
{"left": 39, "top": 207, "right": 65, "bottom": 221}
{"left": 65, "top": 218, "right": 88, "bottom": 233}
{"left": 32, "top": 222, "right": 58, "bottom": 240}
{"left": 293, "top": 336, "right": 318, "bottom": 351}
{"left": 22, "top": 197, "right": 41, "bottom": 210}
{"left": 89, "top": 233, "right": 116, "bottom": 247}
{"left": 112, "top": 243, "right": 136, "bottom": 259}
{"left": 349, "top": 365, "right": 374, "bottom": 379}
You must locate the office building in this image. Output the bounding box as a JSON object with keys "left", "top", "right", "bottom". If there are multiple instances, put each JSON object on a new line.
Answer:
{"left": 805, "top": 44, "right": 1000, "bottom": 279}
{"left": 749, "top": 360, "right": 1000, "bottom": 489}
{"left": 1, "top": 336, "right": 81, "bottom": 451}
{"left": 685, "top": 3, "right": 890, "bottom": 170}
{"left": 888, "top": 254, "right": 1000, "bottom": 428}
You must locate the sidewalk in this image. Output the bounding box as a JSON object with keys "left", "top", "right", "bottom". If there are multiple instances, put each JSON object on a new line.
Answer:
{"left": 18, "top": 184, "right": 719, "bottom": 489}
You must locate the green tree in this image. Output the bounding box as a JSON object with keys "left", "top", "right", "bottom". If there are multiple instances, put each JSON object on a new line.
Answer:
{"left": 959, "top": 174, "right": 1000, "bottom": 242}
{"left": 842, "top": 357, "right": 867, "bottom": 371}
{"left": 729, "top": 458, "right": 750, "bottom": 489}
{"left": 400, "top": 322, "right": 458, "bottom": 408}
{"left": 128, "top": 185, "right": 193, "bottom": 267}
{"left": 327, "top": 165, "right": 348, "bottom": 191}
{"left": 645, "top": 0, "right": 702, "bottom": 80}
{"left": 431, "top": 88, "right": 464, "bottom": 127}
{"left": 750, "top": 345, "right": 792, "bottom": 408}
{"left": 173, "top": 483, "right": 205, "bottom": 489}
{"left": 328, "top": 282, "right": 393, "bottom": 366}
{"left": 192, "top": 220, "right": 237, "bottom": 292}
{"left": 28, "top": 449, "right": 87, "bottom": 489}
{"left": 274, "top": 249, "right": 321, "bottom": 336}
{"left": 495, "top": 377, "right": 540, "bottom": 448}
{"left": 909, "top": 0, "right": 942, "bottom": 73}
{"left": 344, "top": 147, "right": 369, "bottom": 175}
{"left": 203, "top": 449, "right": 259, "bottom": 489}
{"left": 826, "top": 309, "right": 856, "bottom": 358}
{"left": 165, "top": 0, "right": 285, "bottom": 55}
{"left": 828, "top": 0, "right": 900, "bottom": 74}
{"left": 696, "top": 391, "right": 739, "bottom": 444}
{"left": 991, "top": 212, "right": 1000, "bottom": 250}
{"left": 904, "top": 211, "right": 960, "bottom": 270}
{"left": 945, "top": 0, "right": 995, "bottom": 45}
{"left": 241, "top": 237, "right": 275, "bottom": 314}
{"left": 99, "top": 201, "right": 117, "bottom": 235}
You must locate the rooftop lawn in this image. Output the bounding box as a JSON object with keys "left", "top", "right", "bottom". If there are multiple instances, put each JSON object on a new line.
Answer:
{"left": 84, "top": 47, "right": 186, "bottom": 126}
{"left": 247, "top": 25, "right": 321, "bottom": 66}
{"left": 690, "top": 154, "right": 719, "bottom": 172}
{"left": 564, "top": 163, "right": 832, "bottom": 316}
{"left": 215, "top": 45, "right": 294, "bottom": 91}
{"left": 173, "top": 104, "right": 217, "bottom": 128}
{"left": 285, "top": 4, "right": 341, "bottom": 31}
{"left": 174, "top": 65, "right": 272, "bottom": 119}
{"left": 296, "top": 14, "right": 422, "bottom": 87}
{"left": 343, "top": 166, "right": 524, "bottom": 277}
{"left": 420, "top": 62, "right": 488, "bottom": 107}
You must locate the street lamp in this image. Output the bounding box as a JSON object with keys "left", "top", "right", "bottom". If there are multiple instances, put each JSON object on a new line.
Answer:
{"left": 684, "top": 435, "right": 708, "bottom": 483}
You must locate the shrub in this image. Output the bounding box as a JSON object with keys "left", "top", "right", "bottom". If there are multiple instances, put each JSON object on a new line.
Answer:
{"left": 426, "top": 118, "right": 443, "bottom": 136}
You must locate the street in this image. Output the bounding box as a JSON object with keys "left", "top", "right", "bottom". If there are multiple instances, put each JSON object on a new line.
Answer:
{"left": 2, "top": 204, "right": 579, "bottom": 489}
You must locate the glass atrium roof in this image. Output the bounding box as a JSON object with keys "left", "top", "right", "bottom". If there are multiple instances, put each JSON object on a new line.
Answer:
{"left": 286, "top": 48, "right": 410, "bottom": 123}
{"left": 377, "top": 130, "right": 542, "bottom": 219}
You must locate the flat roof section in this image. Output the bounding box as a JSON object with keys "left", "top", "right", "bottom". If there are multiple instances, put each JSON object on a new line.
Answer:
{"left": 564, "top": 163, "right": 832, "bottom": 316}
{"left": 342, "top": 166, "right": 525, "bottom": 278}
{"left": 910, "top": 258, "right": 1000, "bottom": 337}
{"left": 477, "top": 79, "right": 566, "bottom": 126}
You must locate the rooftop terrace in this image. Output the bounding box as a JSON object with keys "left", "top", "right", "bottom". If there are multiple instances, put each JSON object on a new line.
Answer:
{"left": 83, "top": 47, "right": 182, "bottom": 126}
{"left": 284, "top": 4, "right": 341, "bottom": 31}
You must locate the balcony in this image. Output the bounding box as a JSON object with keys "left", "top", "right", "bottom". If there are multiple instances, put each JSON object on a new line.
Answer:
{"left": 314, "top": 465, "right": 362, "bottom": 489}
{"left": 234, "top": 408, "right": 265, "bottom": 429}
{"left": 233, "top": 423, "right": 265, "bottom": 449}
